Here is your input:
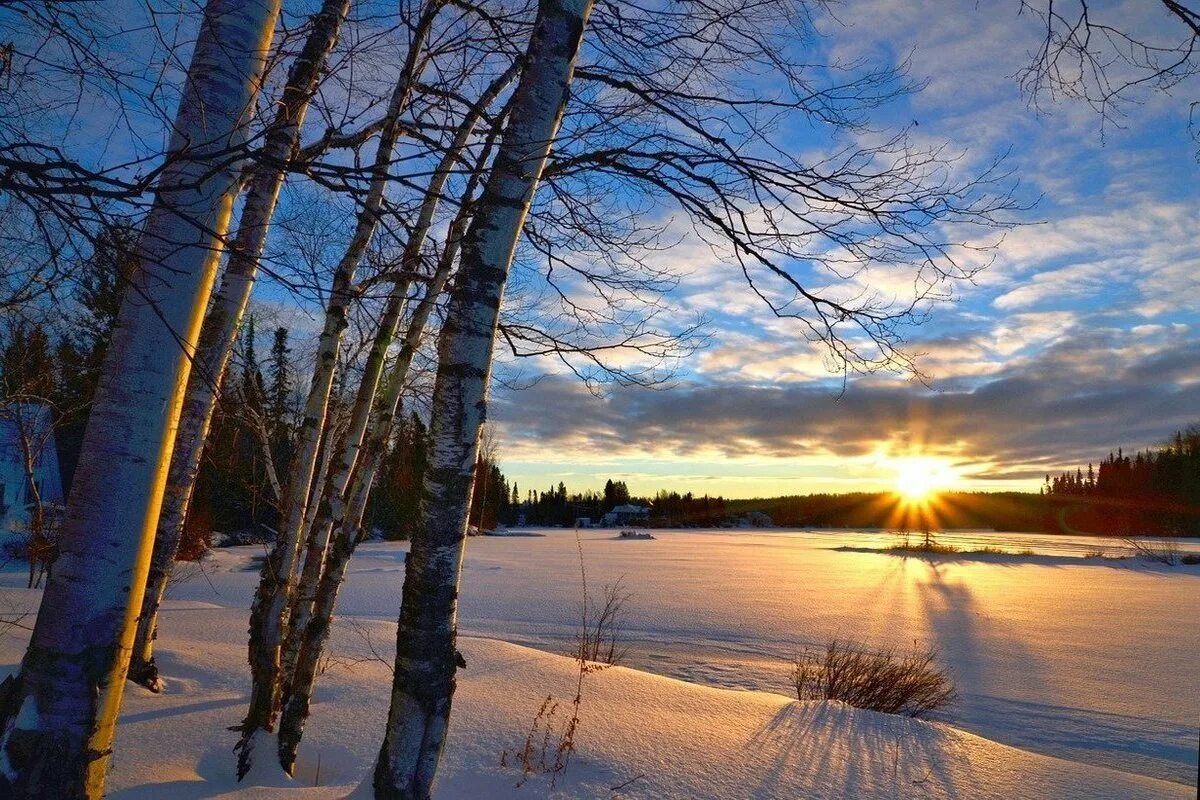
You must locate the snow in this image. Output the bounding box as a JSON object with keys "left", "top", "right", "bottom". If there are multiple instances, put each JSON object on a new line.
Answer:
{"left": 0, "top": 528, "right": 1196, "bottom": 797}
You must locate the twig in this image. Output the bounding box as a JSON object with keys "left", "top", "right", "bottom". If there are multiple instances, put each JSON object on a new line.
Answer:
{"left": 610, "top": 773, "right": 645, "bottom": 792}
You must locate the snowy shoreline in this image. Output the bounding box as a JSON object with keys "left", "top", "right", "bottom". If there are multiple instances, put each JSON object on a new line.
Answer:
{"left": 1, "top": 528, "right": 1196, "bottom": 795}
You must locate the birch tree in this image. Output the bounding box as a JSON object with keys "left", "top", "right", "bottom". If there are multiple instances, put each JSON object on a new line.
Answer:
{"left": 278, "top": 62, "right": 518, "bottom": 711}
{"left": 128, "top": 0, "right": 353, "bottom": 693}
{"left": 236, "top": 2, "right": 444, "bottom": 775}
{"left": 0, "top": 0, "right": 281, "bottom": 796}
{"left": 276, "top": 124, "right": 501, "bottom": 772}
{"left": 374, "top": 0, "right": 595, "bottom": 794}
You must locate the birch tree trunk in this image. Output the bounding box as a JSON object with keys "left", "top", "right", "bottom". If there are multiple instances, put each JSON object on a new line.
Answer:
{"left": 237, "top": 4, "right": 440, "bottom": 776}
{"left": 0, "top": 1, "right": 280, "bottom": 796}
{"left": 299, "top": 406, "right": 343, "bottom": 549}
{"left": 276, "top": 130, "right": 496, "bottom": 769}
{"left": 278, "top": 64, "right": 518, "bottom": 716}
{"left": 12, "top": 417, "right": 49, "bottom": 589}
{"left": 277, "top": 277, "right": 410, "bottom": 702}
{"left": 127, "top": 0, "right": 352, "bottom": 693}
{"left": 374, "top": 1, "right": 593, "bottom": 795}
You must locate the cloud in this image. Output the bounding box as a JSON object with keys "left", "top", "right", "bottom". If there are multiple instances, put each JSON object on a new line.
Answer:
{"left": 491, "top": 325, "right": 1200, "bottom": 489}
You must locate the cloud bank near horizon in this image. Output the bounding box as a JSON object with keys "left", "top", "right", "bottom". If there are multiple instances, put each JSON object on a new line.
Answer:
{"left": 491, "top": 1, "right": 1200, "bottom": 497}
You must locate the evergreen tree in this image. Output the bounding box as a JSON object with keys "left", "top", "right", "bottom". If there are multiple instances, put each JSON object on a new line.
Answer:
{"left": 265, "top": 326, "right": 294, "bottom": 470}
{"left": 240, "top": 316, "right": 260, "bottom": 396}
{"left": 1046, "top": 424, "right": 1200, "bottom": 534}
{"left": 267, "top": 327, "right": 292, "bottom": 431}
{"left": 54, "top": 223, "right": 137, "bottom": 488}
{"left": 1, "top": 323, "right": 57, "bottom": 400}
{"left": 367, "top": 412, "right": 430, "bottom": 540}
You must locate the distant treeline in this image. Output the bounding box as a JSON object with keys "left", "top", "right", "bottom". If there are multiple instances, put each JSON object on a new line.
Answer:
{"left": 1043, "top": 425, "right": 1200, "bottom": 536}
{"left": 725, "top": 492, "right": 1051, "bottom": 532}
{"left": 496, "top": 479, "right": 730, "bottom": 529}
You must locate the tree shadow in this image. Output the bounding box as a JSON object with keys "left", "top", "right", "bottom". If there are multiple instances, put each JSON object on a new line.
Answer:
{"left": 743, "top": 701, "right": 962, "bottom": 799}
{"left": 955, "top": 695, "right": 1199, "bottom": 786}
{"left": 120, "top": 695, "right": 244, "bottom": 725}
{"left": 835, "top": 546, "right": 1200, "bottom": 575}
{"left": 911, "top": 559, "right": 1002, "bottom": 700}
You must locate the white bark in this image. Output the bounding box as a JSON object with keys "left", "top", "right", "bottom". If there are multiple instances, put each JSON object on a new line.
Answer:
{"left": 300, "top": 407, "right": 343, "bottom": 549}
{"left": 0, "top": 1, "right": 280, "bottom": 796}
{"left": 277, "top": 66, "right": 518, "bottom": 726}
{"left": 277, "top": 279, "right": 411, "bottom": 703}
{"left": 127, "top": 0, "right": 352, "bottom": 693}
{"left": 237, "top": 3, "right": 440, "bottom": 776}
{"left": 374, "top": 0, "right": 594, "bottom": 795}
{"left": 276, "top": 150, "right": 488, "bottom": 770}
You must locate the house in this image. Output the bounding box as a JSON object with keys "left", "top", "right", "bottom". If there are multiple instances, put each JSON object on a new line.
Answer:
{"left": 600, "top": 504, "right": 650, "bottom": 527}
{"left": 0, "top": 403, "right": 65, "bottom": 534}
{"left": 573, "top": 516, "right": 593, "bottom": 529}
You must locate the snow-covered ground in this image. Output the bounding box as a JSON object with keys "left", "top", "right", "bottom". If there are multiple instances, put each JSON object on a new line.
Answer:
{"left": 0, "top": 528, "right": 1196, "bottom": 797}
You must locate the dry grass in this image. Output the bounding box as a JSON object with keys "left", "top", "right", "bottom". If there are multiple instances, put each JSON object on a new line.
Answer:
{"left": 577, "top": 576, "right": 631, "bottom": 666}
{"left": 1123, "top": 537, "right": 1182, "bottom": 565}
{"left": 503, "top": 532, "right": 631, "bottom": 787}
{"left": 887, "top": 541, "right": 961, "bottom": 555}
{"left": 791, "top": 640, "right": 956, "bottom": 718}
{"left": 888, "top": 541, "right": 1043, "bottom": 558}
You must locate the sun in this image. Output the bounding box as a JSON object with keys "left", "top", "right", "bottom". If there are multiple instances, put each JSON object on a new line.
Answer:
{"left": 889, "top": 456, "right": 959, "bottom": 502}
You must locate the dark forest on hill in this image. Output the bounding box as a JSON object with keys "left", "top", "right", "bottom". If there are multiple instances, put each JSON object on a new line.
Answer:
{"left": 1042, "top": 426, "right": 1200, "bottom": 536}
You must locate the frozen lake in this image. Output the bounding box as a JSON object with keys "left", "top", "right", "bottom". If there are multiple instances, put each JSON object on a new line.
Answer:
{"left": 416, "top": 528, "right": 1199, "bottom": 787}
{"left": 2, "top": 527, "right": 1196, "bottom": 788}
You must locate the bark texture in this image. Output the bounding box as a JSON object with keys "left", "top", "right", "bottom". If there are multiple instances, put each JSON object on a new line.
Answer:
{"left": 276, "top": 278, "right": 410, "bottom": 701}
{"left": 373, "top": 0, "right": 593, "bottom": 795}
{"left": 275, "top": 120, "right": 501, "bottom": 772}
{"left": 276, "top": 65, "right": 518, "bottom": 732}
{"left": 0, "top": 1, "right": 280, "bottom": 796}
{"left": 237, "top": 4, "right": 439, "bottom": 777}
{"left": 128, "top": 0, "right": 352, "bottom": 693}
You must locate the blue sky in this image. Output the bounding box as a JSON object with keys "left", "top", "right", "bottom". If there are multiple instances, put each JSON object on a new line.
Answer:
{"left": 7, "top": 1, "right": 1194, "bottom": 500}
{"left": 490, "top": 0, "right": 1200, "bottom": 499}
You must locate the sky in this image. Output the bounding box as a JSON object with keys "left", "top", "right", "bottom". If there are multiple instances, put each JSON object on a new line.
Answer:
{"left": 489, "top": 1, "right": 1200, "bottom": 499}
{"left": 7, "top": 1, "right": 1195, "bottom": 502}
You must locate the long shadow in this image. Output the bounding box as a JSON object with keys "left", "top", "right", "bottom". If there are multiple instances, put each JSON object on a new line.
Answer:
{"left": 955, "top": 695, "right": 1200, "bottom": 786}
{"left": 120, "top": 696, "right": 244, "bottom": 725}
{"left": 743, "top": 701, "right": 963, "bottom": 799}
{"left": 912, "top": 558, "right": 1003, "bottom": 701}
{"left": 905, "top": 560, "right": 1194, "bottom": 785}
{"left": 835, "top": 546, "right": 1200, "bottom": 575}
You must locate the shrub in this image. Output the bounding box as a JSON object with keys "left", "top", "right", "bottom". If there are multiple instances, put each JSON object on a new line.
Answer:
{"left": 791, "top": 640, "right": 955, "bottom": 718}
{"left": 1181, "top": 553, "right": 1200, "bottom": 565}
{"left": 503, "top": 533, "right": 612, "bottom": 787}
{"left": 1123, "top": 537, "right": 1182, "bottom": 565}
{"left": 577, "top": 577, "right": 630, "bottom": 666}
{"left": 0, "top": 534, "right": 30, "bottom": 563}
{"left": 887, "top": 541, "right": 960, "bottom": 555}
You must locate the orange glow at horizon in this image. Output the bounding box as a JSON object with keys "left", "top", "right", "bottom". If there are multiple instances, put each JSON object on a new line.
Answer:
{"left": 888, "top": 456, "right": 962, "bottom": 503}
